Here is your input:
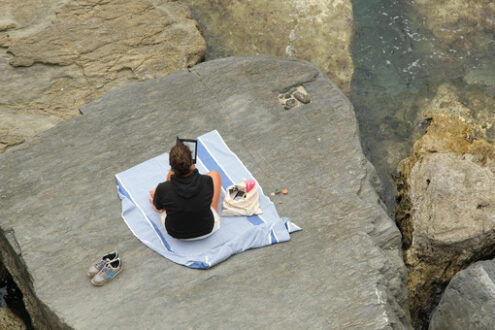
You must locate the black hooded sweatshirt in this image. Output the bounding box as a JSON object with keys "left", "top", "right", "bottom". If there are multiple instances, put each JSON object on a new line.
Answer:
{"left": 153, "top": 169, "right": 214, "bottom": 239}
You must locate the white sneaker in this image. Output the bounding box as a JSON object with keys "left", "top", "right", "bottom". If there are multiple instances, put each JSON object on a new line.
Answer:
{"left": 87, "top": 251, "right": 118, "bottom": 278}
{"left": 91, "top": 258, "right": 122, "bottom": 286}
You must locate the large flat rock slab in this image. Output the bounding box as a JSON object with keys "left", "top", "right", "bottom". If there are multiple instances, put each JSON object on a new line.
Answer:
{"left": 0, "top": 56, "right": 410, "bottom": 329}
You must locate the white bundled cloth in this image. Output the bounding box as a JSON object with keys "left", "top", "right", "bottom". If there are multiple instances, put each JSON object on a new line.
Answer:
{"left": 222, "top": 180, "right": 262, "bottom": 216}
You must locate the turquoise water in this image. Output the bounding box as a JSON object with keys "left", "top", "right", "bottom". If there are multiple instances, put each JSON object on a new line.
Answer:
{"left": 351, "top": 0, "right": 495, "bottom": 212}
{"left": 190, "top": 0, "right": 495, "bottom": 214}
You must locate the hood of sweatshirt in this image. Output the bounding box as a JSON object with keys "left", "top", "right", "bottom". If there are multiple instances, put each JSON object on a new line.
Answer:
{"left": 170, "top": 169, "right": 203, "bottom": 199}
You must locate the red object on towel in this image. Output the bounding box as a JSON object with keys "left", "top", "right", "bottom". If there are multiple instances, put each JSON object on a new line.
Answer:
{"left": 245, "top": 178, "right": 256, "bottom": 193}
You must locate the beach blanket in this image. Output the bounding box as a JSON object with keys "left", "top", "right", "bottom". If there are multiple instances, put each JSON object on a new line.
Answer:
{"left": 115, "top": 130, "right": 301, "bottom": 269}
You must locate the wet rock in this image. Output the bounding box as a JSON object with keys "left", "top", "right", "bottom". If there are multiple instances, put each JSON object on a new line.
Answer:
{"left": 181, "top": 0, "right": 354, "bottom": 94}
{"left": 399, "top": 153, "right": 495, "bottom": 327}
{"left": 429, "top": 259, "right": 495, "bottom": 330}
{"left": 414, "top": 0, "right": 495, "bottom": 55}
{"left": 396, "top": 83, "right": 495, "bottom": 327}
{"left": 0, "top": 0, "right": 206, "bottom": 153}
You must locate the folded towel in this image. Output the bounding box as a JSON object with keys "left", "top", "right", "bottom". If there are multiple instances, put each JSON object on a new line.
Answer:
{"left": 115, "top": 130, "right": 301, "bottom": 268}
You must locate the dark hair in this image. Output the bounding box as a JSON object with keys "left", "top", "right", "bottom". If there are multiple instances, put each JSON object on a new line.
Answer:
{"left": 169, "top": 143, "right": 192, "bottom": 176}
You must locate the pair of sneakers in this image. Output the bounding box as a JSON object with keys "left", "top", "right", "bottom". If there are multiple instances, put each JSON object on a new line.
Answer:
{"left": 87, "top": 251, "right": 122, "bottom": 286}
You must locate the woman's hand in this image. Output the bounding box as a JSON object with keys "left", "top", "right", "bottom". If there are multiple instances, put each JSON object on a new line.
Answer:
{"left": 149, "top": 189, "right": 164, "bottom": 213}
{"left": 149, "top": 196, "right": 165, "bottom": 213}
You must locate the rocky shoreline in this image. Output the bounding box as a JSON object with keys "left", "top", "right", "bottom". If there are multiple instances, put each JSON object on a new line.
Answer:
{"left": 1, "top": 0, "right": 494, "bottom": 328}
{"left": 395, "top": 82, "right": 495, "bottom": 328}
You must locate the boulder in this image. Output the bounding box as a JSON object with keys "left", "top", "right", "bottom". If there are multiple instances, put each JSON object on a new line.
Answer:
{"left": 0, "top": 109, "right": 62, "bottom": 154}
{"left": 181, "top": 0, "right": 354, "bottom": 94}
{"left": 430, "top": 259, "right": 495, "bottom": 329}
{"left": 403, "top": 152, "right": 495, "bottom": 325}
{"left": 0, "top": 57, "right": 410, "bottom": 329}
{"left": 395, "top": 83, "right": 495, "bottom": 327}
{"left": 0, "top": 0, "right": 206, "bottom": 153}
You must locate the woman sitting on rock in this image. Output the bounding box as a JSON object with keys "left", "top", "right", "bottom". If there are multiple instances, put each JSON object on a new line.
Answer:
{"left": 149, "top": 142, "right": 222, "bottom": 240}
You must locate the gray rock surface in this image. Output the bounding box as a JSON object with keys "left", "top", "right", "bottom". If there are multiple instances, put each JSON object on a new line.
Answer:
{"left": 406, "top": 153, "right": 495, "bottom": 314}
{"left": 408, "top": 153, "right": 495, "bottom": 247}
{"left": 0, "top": 56, "right": 410, "bottom": 329}
{"left": 430, "top": 259, "right": 495, "bottom": 330}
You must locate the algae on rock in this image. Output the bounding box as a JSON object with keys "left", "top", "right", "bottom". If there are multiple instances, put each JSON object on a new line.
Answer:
{"left": 0, "top": 56, "right": 411, "bottom": 329}
{"left": 181, "top": 0, "right": 354, "bottom": 94}
{"left": 0, "top": 307, "right": 25, "bottom": 330}
{"left": 395, "top": 83, "right": 495, "bottom": 327}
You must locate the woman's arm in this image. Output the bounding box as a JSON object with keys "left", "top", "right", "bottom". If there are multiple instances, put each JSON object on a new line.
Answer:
{"left": 149, "top": 189, "right": 165, "bottom": 213}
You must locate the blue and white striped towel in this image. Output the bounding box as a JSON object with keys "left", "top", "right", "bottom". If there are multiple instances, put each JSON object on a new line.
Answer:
{"left": 115, "top": 130, "right": 301, "bottom": 269}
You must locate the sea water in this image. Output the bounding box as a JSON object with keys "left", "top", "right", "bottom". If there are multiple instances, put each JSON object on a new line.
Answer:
{"left": 186, "top": 0, "right": 494, "bottom": 213}
{"left": 351, "top": 0, "right": 494, "bottom": 212}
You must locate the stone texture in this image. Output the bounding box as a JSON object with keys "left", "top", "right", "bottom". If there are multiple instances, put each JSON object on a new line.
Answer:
{"left": 414, "top": 0, "right": 495, "bottom": 55}
{"left": 430, "top": 259, "right": 495, "bottom": 330}
{"left": 403, "top": 153, "right": 495, "bottom": 326}
{"left": 397, "top": 84, "right": 495, "bottom": 182}
{"left": 408, "top": 153, "right": 495, "bottom": 247}
{"left": 395, "top": 83, "right": 495, "bottom": 327}
{"left": 0, "top": 57, "right": 410, "bottom": 329}
{"left": 181, "top": 0, "right": 354, "bottom": 94}
{"left": 0, "top": 0, "right": 206, "bottom": 153}
{"left": 0, "top": 307, "right": 25, "bottom": 330}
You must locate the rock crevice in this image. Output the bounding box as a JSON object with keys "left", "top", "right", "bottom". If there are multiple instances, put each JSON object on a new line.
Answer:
{"left": 0, "top": 229, "right": 68, "bottom": 330}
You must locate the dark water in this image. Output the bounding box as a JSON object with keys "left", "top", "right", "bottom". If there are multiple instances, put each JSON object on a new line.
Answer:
{"left": 1, "top": 264, "right": 33, "bottom": 329}
{"left": 351, "top": 0, "right": 495, "bottom": 213}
